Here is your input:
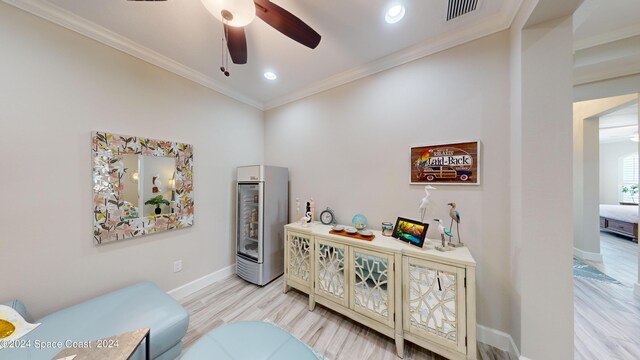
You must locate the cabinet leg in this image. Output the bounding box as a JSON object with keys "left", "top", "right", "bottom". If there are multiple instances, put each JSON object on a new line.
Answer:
{"left": 308, "top": 295, "right": 316, "bottom": 311}
{"left": 394, "top": 335, "right": 404, "bottom": 358}
{"left": 283, "top": 282, "right": 291, "bottom": 294}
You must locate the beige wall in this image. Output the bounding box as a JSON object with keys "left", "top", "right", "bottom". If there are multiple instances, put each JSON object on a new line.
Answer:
{"left": 0, "top": 3, "right": 264, "bottom": 319}
{"left": 600, "top": 141, "right": 638, "bottom": 205}
{"left": 582, "top": 118, "right": 601, "bottom": 255}
{"left": 510, "top": 8, "right": 576, "bottom": 357}
{"left": 265, "top": 31, "right": 512, "bottom": 335}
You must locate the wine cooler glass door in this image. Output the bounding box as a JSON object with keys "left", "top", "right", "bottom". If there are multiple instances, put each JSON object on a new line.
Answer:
{"left": 237, "top": 183, "right": 263, "bottom": 262}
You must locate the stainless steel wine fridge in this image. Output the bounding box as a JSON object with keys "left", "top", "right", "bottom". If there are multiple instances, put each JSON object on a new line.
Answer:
{"left": 236, "top": 165, "right": 288, "bottom": 285}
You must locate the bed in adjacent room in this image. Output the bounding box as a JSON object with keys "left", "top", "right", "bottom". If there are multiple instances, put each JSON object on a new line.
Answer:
{"left": 600, "top": 204, "right": 639, "bottom": 242}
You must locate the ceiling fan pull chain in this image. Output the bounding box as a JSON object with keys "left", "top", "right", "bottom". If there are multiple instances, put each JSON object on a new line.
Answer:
{"left": 226, "top": 52, "right": 230, "bottom": 77}
{"left": 220, "top": 30, "right": 225, "bottom": 73}
{"left": 220, "top": 20, "right": 230, "bottom": 77}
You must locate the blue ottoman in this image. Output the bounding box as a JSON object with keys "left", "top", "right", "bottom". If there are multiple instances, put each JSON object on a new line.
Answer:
{"left": 1, "top": 282, "right": 188, "bottom": 360}
{"left": 182, "top": 321, "right": 321, "bottom": 360}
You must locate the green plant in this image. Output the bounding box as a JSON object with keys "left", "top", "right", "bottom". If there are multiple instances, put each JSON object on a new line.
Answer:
{"left": 621, "top": 184, "right": 639, "bottom": 203}
{"left": 145, "top": 195, "right": 170, "bottom": 207}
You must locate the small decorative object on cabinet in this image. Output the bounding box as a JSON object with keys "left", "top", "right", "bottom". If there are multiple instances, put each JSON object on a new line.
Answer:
{"left": 434, "top": 219, "right": 453, "bottom": 252}
{"left": 283, "top": 222, "right": 477, "bottom": 360}
{"left": 310, "top": 198, "right": 316, "bottom": 223}
{"left": 320, "top": 207, "right": 337, "bottom": 225}
{"left": 381, "top": 222, "right": 394, "bottom": 236}
{"left": 303, "top": 200, "right": 312, "bottom": 226}
{"left": 448, "top": 202, "right": 463, "bottom": 247}
{"left": 419, "top": 185, "right": 436, "bottom": 223}
{"left": 392, "top": 217, "right": 428, "bottom": 248}
{"left": 352, "top": 214, "right": 368, "bottom": 230}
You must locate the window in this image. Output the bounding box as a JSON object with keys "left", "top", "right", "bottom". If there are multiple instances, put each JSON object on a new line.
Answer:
{"left": 620, "top": 153, "right": 639, "bottom": 203}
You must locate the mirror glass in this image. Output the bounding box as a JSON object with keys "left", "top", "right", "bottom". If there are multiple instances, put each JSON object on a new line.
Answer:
{"left": 119, "top": 155, "right": 177, "bottom": 218}
{"left": 120, "top": 154, "right": 140, "bottom": 219}
{"left": 140, "top": 155, "right": 176, "bottom": 217}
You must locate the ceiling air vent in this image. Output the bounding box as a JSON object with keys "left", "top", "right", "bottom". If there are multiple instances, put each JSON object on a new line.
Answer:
{"left": 446, "top": 0, "right": 479, "bottom": 21}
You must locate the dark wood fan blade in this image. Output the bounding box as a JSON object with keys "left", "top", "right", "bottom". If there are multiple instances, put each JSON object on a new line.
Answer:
{"left": 224, "top": 24, "right": 248, "bottom": 64}
{"left": 254, "top": 0, "right": 321, "bottom": 49}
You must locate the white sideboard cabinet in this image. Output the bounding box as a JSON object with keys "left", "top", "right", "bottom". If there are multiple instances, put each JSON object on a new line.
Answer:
{"left": 283, "top": 222, "right": 477, "bottom": 360}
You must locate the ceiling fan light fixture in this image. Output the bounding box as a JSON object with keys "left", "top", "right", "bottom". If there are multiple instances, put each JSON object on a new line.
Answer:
{"left": 264, "top": 71, "right": 277, "bottom": 80}
{"left": 385, "top": 4, "right": 406, "bottom": 24}
{"left": 201, "top": 0, "right": 256, "bottom": 27}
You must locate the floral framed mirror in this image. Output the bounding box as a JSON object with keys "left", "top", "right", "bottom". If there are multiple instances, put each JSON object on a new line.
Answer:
{"left": 92, "top": 132, "right": 194, "bottom": 245}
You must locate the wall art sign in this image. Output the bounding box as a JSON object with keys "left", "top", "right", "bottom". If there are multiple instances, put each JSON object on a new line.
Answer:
{"left": 410, "top": 141, "right": 480, "bottom": 185}
{"left": 92, "top": 131, "right": 194, "bottom": 245}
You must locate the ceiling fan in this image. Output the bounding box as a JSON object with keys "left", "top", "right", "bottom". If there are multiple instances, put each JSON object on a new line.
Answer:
{"left": 200, "top": 0, "right": 321, "bottom": 69}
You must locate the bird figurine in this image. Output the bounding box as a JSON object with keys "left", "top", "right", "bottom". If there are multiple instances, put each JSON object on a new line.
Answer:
{"left": 448, "top": 202, "right": 463, "bottom": 247}
{"left": 444, "top": 227, "right": 453, "bottom": 241}
{"left": 418, "top": 185, "right": 436, "bottom": 223}
{"left": 434, "top": 219, "right": 453, "bottom": 252}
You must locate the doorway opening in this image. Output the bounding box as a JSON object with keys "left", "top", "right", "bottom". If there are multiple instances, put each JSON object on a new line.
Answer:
{"left": 573, "top": 94, "right": 639, "bottom": 359}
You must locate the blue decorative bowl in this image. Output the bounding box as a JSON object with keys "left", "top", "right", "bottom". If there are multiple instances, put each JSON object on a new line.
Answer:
{"left": 352, "top": 214, "right": 368, "bottom": 230}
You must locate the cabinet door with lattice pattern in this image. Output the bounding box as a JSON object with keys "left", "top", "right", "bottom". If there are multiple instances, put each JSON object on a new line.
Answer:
{"left": 287, "top": 232, "right": 312, "bottom": 288}
{"left": 403, "top": 256, "right": 466, "bottom": 354}
{"left": 350, "top": 247, "right": 395, "bottom": 327}
{"left": 315, "top": 238, "right": 348, "bottom": 307}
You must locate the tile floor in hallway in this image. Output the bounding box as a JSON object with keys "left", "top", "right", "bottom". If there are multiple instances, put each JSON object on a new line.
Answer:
{"left": 575, "top": 232, "right": 640, "bottom": 360}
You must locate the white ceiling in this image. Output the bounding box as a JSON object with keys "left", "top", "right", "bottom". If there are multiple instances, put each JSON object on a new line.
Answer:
{"left": 599, "top": 102, "right": 639, "bottom": 144}
{"left": 572, "top": 0, "right": 640, "bottom": 85}
{"left": 574, "top": 0, "right": 640, "bottom": 49}
{"left": 6, "top": 0, "right": 522, "bottom": 109}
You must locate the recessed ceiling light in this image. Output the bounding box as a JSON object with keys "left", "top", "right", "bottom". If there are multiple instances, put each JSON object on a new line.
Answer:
{"left": 264, "top": 71, "right": 277, "bottom": 80}
{"left": 385, "top": 4, "right": 405, "bottom": 24}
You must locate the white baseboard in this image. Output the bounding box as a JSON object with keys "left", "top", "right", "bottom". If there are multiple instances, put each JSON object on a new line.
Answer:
{"left": 477, "top": 324, "right": 521, "bottom": 360}
{"left": 573, "top": 247, "right": 603, "bottom": 263}
{"left": 519, "top": 357, "right": 532, "bottom": 360}
{"left": 168, "top": 264, "right": 236, "bottom": 301}
{"left": 635, "top": 283, "right": 640, "bottom": 298}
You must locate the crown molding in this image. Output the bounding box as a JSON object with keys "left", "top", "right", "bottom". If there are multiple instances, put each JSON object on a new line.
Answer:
{"left": 574, "top": 23, "right": 640, "bottom": 51}
{"left": 574, "top": 58, "right": 640, "bottom": 86}
{"left": 2, "top": 0, "right": 264, "bottom": 110}
{"left": 263, "top": 2, "right": 523, "bottom": 110}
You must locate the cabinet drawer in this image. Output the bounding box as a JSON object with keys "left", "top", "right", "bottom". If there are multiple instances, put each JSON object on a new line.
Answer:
{"left": 607, "top": 219, "right": 634, "bottom": 234}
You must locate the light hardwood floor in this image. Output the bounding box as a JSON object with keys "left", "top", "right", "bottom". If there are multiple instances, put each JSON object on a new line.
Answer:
{"left": 575, "top": 233, "right": 640, "bottom": 360}
{"left": 179, "top": 275, "right": 508, "bottom": 360}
